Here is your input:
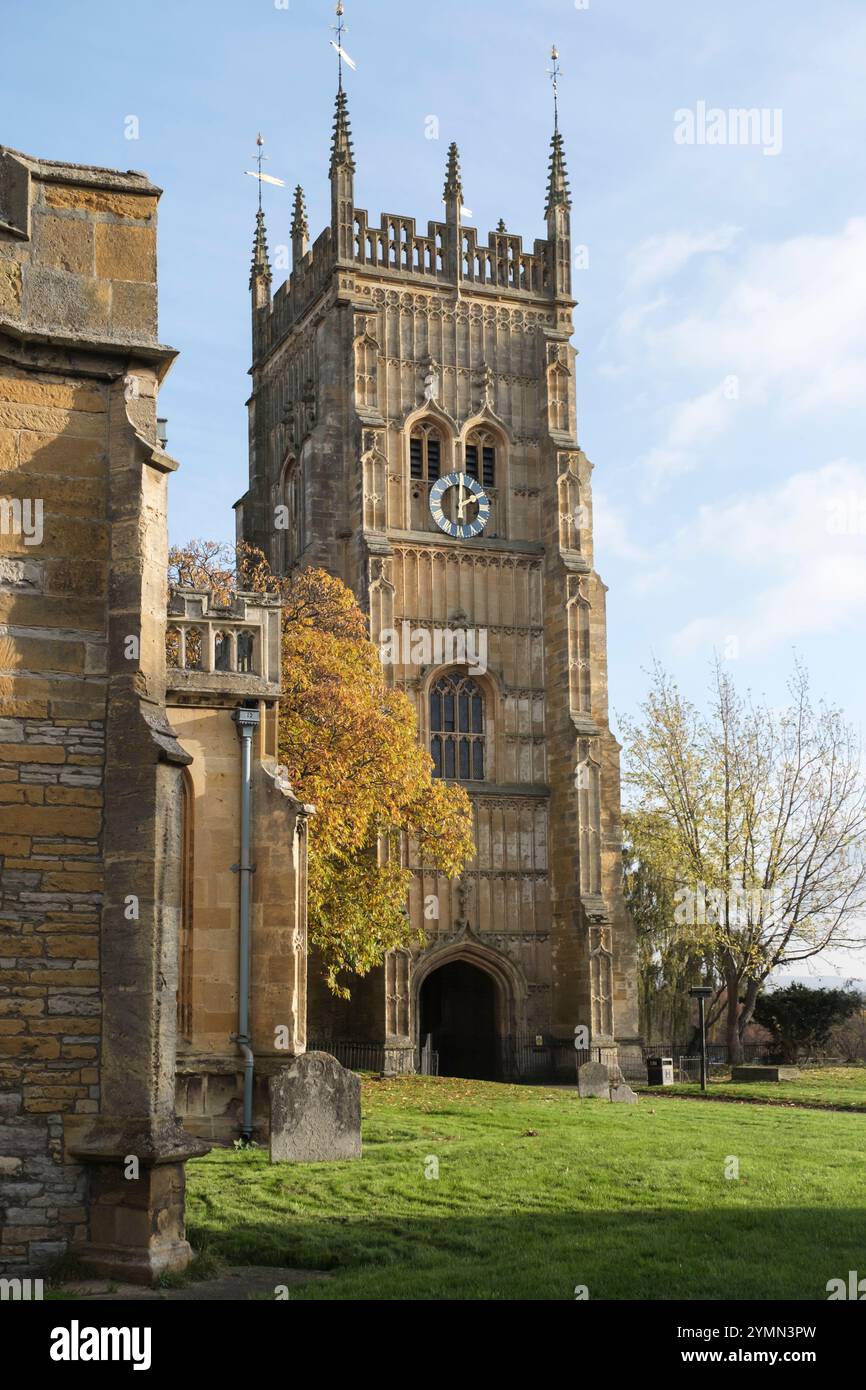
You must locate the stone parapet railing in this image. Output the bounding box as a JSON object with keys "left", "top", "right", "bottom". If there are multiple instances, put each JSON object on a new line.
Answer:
{"left": 166, "top": 588, "right": 282, "bottom": 700}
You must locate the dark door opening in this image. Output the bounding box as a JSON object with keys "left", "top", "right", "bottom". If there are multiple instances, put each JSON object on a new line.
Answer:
{"left": 419, "top": 960, "right": 499, "bottom": 1080}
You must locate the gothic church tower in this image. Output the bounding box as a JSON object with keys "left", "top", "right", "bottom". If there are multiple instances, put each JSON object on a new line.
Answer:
{"left": 236, "top": 74, "right": 640, "bottom": 1075}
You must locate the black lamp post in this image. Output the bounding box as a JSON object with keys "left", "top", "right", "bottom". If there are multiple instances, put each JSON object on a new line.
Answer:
{"left": 689, "top": 985, "right": 714, "bottom": 1092}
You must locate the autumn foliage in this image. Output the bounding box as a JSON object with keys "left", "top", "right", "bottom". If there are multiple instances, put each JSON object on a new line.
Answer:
{"left": 168, "top": 541, "right": 475, "bottom": 994}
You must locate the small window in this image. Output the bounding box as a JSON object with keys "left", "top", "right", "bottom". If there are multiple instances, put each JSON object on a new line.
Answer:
{"left": 166, "top": 627, "right": 181, "bottom": 669}
{"left": 430, "top": 674, "right": 485, "bottom": 782}
{"left": 214, "top": 631, "right": 232, "bottom": 672}
{"left": 482, "top": 446, "right": 495, "bottom": 489}
{"left": 465, "top": 430, "right": 497, "bottom": 488}
{"left": 184, "top": 628, "right": 203, "bottom": 671}
{"left": 410, "top": 424, "right": 443, "bottom": 482}
{"left": 410, "top": 436, "right": 424, "bottom": 480}
{"left": 237, "top": 632, "right": 254, "bottom": 674}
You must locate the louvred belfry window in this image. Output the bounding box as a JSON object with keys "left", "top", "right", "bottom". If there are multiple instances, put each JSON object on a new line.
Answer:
{"left": 410, "top": 423, "right": 442, "bottom": 481}
{"left": 464, "top": 429, "right": 496, "bottom": 488}
{"left": 430, "top": 674, "right": 485, "bottom": 781}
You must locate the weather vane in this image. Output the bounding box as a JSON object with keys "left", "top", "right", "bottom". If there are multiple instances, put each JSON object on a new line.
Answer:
{"left": 548, "top": 44, "right": 562, "bottom": 131}
{"left": 330, "top": 1, "right": 357, "bottom": 88}
{"left": 244, "top": 133, "right": 287, "bottom": 210}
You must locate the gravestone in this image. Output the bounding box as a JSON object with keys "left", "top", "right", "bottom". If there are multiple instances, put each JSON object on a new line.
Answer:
{"left": 609, "top": 1081, "right": 638, "bottom": 1104}
{"left": 269, "top": 1052, "right": 362, "bottom": 1163}
{"left": 578, "top": 1060, "right": 610, "bottom": 1099}
{"left": 731, "top": 1064, "right": 800, "bottom": 1083}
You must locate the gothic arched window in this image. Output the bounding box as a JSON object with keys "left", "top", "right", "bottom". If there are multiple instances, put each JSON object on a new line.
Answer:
{"left": 410, "top": 422, "right": 442, "bottom": 482}
{"left": 214, "top": 631, "right": 232, "bottom": 672}
{"left": 430, "top": 674, "right": 485, "bottom": 781}
{"left": 548, "top": 362, "right": 569, "bottom": 434}
{"left": 464, "top": 429, "right": 496, "bottom": 488}
{"left": 166, "top": 626, "right": 181, "bottom": 669}
{"left": 236, "top": 631, "right": 254, "bottom": 674}
{"left": 184, "top": 627, "right": 203, "bottom": 671}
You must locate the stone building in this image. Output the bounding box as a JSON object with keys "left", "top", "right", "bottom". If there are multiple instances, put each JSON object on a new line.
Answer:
{"left": 0, "top": 146, "right": 322, "bottom": 1280}
{"left": 236, "top": 86, "right": 640, "bottom": 1075}
{"left": 167, "top": 587, "right": 313, "bottom": 1144}
{"left": 0, "top": 145, "right": 206, "bottom": 1281}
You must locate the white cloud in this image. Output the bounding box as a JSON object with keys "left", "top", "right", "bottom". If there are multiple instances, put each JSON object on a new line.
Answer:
{"left": 641, "top": 379, "right": 738, "bottom": 492}
{"left": 593, "top": 489, "right": 652, "bottom": 564}
{"left": 669, "top": 460, "right": 866, "bottom": 654}
{"left": 648, "top": 218, "right": 866, "bottom": 416}
{"left": 611, "top": 219, "right": 866, "bottom": 495}
{"left": 624, "top": 226, "right": 741, "bottom": 290}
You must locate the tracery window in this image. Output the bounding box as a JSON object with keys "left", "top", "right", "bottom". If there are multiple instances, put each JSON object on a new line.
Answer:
{"left": 410, "top": 423, "right": 442, "bottom": 481}
{"left": 464, "top": 429, "right": 496, "bottom": 488}
{"left": 430, "top": 674, "right": 485, "bottom": 781}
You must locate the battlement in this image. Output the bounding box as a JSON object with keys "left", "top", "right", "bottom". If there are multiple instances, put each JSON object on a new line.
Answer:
{"left": 257, "top": 225, "right": 333, "bottom": 358}
{"left": 251, "top": 90, "right": 572, "bottom": 361}
{"left": 350, "top": 210, "right": 549, "bottom": 293}
{"left": 255, "top": 207, "right": 553, "bottom": 360}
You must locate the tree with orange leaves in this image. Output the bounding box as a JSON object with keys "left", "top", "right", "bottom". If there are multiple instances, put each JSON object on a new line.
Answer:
{"left": 168, "top": 541, "right": 474, "bottom": 994}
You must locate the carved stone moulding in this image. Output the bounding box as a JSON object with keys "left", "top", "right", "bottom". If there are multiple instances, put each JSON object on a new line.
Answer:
{"left": 581, "top": 893, "right": 610, "bottom": 924}
{"left": 572, "top": 714, "right": 599, "bottom": 737}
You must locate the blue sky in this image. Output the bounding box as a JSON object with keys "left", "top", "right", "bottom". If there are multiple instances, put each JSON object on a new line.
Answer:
{"left": 4, "top": 0, "right": 865, "bottom": 978}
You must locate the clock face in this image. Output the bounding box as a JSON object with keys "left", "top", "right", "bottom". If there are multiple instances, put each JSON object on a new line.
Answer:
{"left": 429, "top": 471, "right": 491, "bottom": 539}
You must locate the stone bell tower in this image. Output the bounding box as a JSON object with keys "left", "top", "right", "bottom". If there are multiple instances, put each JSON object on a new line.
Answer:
{"left": 236, "top": 73, "right": 640, "bottom": 1076}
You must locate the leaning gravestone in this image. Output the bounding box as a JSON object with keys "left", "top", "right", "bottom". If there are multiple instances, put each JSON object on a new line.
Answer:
{"left": 269, "top": 1052, "right": 362, "bottom": 1163}
{"left": 578, "top": 1059, "right": 611, "bottom": 1099}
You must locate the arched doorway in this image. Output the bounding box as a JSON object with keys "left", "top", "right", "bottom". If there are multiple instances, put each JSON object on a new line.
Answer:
{"left": 419, "top": 960, "right": 499, "bottom": 1080}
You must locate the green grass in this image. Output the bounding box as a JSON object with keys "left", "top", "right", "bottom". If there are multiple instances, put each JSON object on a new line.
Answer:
{"left": 185, "top": 1074, "right": 866, "bottom": 1300}
{"left": 641, "top": 1065, "right": 866, "bottom": 1111}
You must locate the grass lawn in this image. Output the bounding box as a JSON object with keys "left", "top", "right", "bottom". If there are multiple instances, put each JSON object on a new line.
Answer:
{"left": 638, "top": 1065, "right": 866, "bottom": 1111}
{"left": 186, "top": 1075, "right": 866, "bottom": 1300}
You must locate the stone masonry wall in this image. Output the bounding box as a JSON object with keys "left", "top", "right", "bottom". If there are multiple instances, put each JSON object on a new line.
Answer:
{"left": 0, "top": 364, "right": 110, "bottom": 1272}
{"left": 1, "top": 146, "right": 201, "bottom": 1282}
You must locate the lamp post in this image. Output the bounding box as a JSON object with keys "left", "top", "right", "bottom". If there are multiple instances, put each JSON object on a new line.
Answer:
{"left": 689, "top": 985, "right": 714, "bottom": 1093}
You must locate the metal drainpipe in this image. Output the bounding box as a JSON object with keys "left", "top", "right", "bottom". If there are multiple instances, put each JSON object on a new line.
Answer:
{"left": 232, "top": 705, "right": 260, "bottom": 1143}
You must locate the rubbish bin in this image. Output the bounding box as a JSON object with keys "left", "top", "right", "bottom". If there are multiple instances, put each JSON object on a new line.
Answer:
{"left": 646, "top": 1055, "right": 674, "bottom": 1086}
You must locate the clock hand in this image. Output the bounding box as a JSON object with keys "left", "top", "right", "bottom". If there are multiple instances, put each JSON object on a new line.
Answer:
{"left": 457, "top": 475, "right": 466, "bottom": 520}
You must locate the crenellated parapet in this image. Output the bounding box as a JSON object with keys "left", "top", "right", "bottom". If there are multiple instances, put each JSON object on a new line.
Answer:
{"left": 350, "top": 211, "right": 549, "bottom": 294}
{"left": 250, "top": 88, "right": 573, "bottom": 367}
